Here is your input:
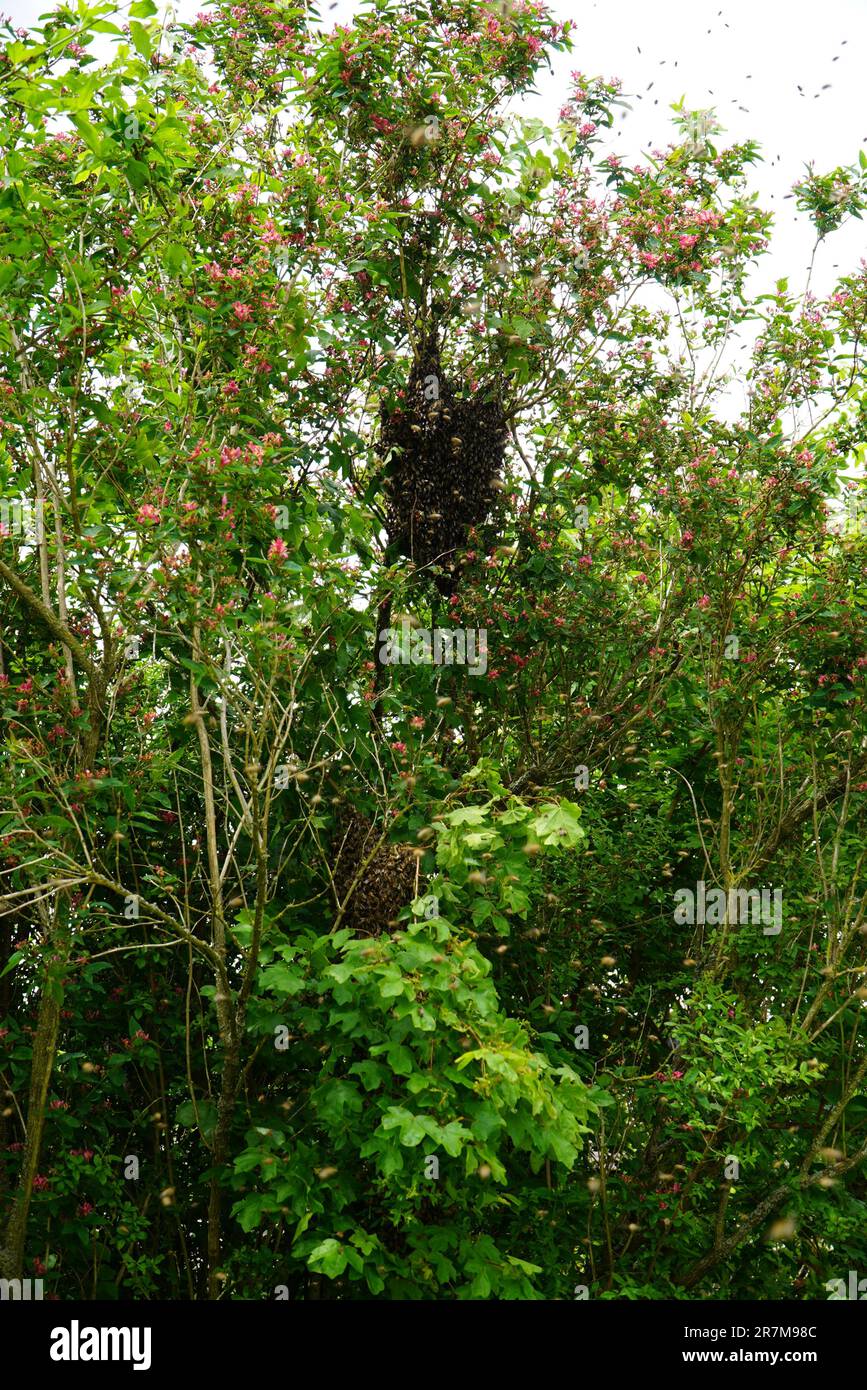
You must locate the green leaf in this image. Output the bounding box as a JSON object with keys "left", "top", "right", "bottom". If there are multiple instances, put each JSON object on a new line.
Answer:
{"left": 70, "top": 114, "right": 108, "bottom": 156}
{"left": 235, "top": 1194, "right": 270, "bottom": 1233}
{"left": 126, "top": 159, "right": 150, "bottom": 190}
{"left": 398, "top": 1116, "right": 427, "bottom": 1146}
{"left": 448, "top": 805, "right": 489, "bottom": 826}
{"left": 128, "top": 20, "right": 153, "bottom": 59}
{"left": 350, "top": 1060, "right": 387, "bottom": 1091}
{"left": 164, "top": 243, "right": 192, "bottom": 276}
{"left": 385, "top": 1043, "right": 415, "bottom": 1076}
{"left": 0, "top": 950, "right": 23, "bottom": 979}
{"left": 308, "top": 1239, "right": 348, "bottom": 1278}
{"left": 265, "top": 962, "right": 306, "bottom": 996}
{"left": 531, "top": 801, "right": 585, "bottom": 848}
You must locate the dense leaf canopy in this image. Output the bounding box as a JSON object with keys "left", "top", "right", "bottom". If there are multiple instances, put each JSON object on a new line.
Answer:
{"left": 1, "top": 0, "right": 866, "bottom": 1301}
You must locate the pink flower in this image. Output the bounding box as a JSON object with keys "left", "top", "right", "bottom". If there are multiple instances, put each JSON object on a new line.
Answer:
{"left": 268, "top": 537, "right": 288, "bottom": 563}
{"left": 391, "top": 741, "right": 407, "bottom": 754}
{"left": 224, "top": 380, "right": 239, "bottom": 396}
{"left": 232, "top": 302, "right": 253, "bottom": 321}
{"left": 33, "top": 1174, "right": 50, "bottom": 1192}
{"left": 136, "top": 504, "right": 161, "bottom": 525}
{"left": 697, "top": 595, "right": 711, "bottom": 610}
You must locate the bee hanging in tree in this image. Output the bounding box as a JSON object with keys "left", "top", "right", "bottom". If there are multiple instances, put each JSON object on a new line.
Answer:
{"left": 331, "top": 807, "right": 419, "bottom": 936}
{"left": 377, "top": 325, "right": 507, "bottom": 597}
{"left": 370, "top": 320, "right": 508, "bottom": 728}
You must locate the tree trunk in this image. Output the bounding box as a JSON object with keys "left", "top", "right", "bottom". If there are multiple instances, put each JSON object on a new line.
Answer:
{"left": 0, "top": 956, "right": 65, "bottom": 1279}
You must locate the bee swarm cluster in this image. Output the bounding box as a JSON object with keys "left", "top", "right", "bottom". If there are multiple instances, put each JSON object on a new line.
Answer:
{"left": 378, "top": 333, "right": 507, "bottom": 595}
{"left": 332, "top": 809, "right": 419, "bottom": 935}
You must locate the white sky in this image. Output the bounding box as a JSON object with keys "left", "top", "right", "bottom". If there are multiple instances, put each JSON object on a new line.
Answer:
{"left": 539, "top": 0, "right": 867, "bottom": 296}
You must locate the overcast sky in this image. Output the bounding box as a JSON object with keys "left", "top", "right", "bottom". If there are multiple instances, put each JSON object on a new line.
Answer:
{"left": 540, "top": 0, "right": 867, "bottom": 297}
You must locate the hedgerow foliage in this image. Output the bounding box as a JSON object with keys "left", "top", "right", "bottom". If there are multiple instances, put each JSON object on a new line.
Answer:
{"left": 1, "top": 0, "right": 867, "bottom": 1300}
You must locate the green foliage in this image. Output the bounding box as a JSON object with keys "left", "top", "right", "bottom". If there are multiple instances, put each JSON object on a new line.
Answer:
{"left": 0, "top": 0, "right": 866, "bottom": 1303}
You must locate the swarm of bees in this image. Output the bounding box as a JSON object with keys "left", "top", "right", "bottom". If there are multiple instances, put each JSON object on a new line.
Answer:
{"left": 378, "top": 331, "right": 507, "bottom": 595}
{"left": 332, "top": 809, "right": 418, "bottom": 935}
